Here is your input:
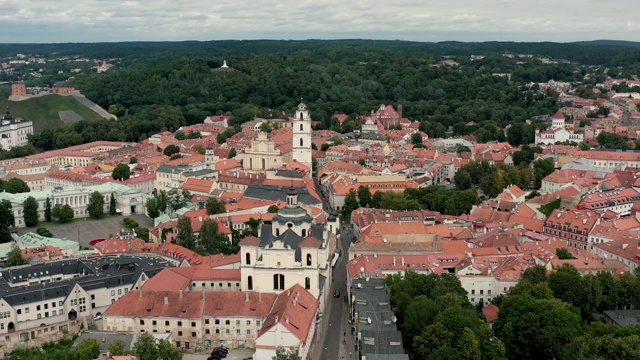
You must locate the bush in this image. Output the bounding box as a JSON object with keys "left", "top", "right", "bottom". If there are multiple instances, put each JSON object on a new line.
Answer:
{"left": 122, "top": 217, "right": 139, "bottom": 229}
{"left": 135, "top": 227, "right": 150, "bottom": 241}
{"left": 36, "top": 227, "right": 53, "bottom": 238}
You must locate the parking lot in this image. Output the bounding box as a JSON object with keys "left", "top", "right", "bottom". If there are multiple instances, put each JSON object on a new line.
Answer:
{"left": 183, "top": 348, "right": 254, "bottom": 360}
{"left": 15, "top": 214, "right": 153, "bottom": 248}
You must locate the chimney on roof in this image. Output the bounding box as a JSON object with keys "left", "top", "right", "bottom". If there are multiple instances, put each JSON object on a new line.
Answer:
{"left": 179, "top": 290, "right": 183, "bottom": 298}
{"left": 139, "top": 290, "right": 143, "bottom": 298}
{"left": 164, "top": 296, "right": 168, "bottom": 305}
{"left": 246, "top": 291, "right": 249, "bottom": 302}
{"left": 202, "top": 291, "right": 206, "bottom": 301}
{"left": 259, "top": 291, "right": 262, "bottom": 302}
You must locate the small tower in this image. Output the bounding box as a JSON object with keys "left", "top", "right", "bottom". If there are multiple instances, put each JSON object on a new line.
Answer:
{"left": 293, "top": 101, "right": 312, "bottom": 168}
{"left": 286, "top": 187, "right": 298, "bottom": 208}
{"left": 205, "top": 145, "right": 219, "bottom": 170}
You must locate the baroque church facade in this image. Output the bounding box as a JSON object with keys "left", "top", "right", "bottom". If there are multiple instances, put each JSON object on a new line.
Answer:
{"left": 239, "top": 188, "right": 338, "bottom": 308}
{"left": 535, "top": 111, "right": 584, "bottom": 145}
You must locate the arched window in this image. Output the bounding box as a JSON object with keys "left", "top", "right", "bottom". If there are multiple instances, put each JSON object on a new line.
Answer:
{"left": 307, "top": 254, "right": 312, "bottom": 266}
{"left": 276, "top": 228, "right": 280, "bottom": 237}
{"left": 300, "top": 138, "right": 303, "bottom": 147}
{"left": 305, "top": 277, "right": 311, "bottom": 290}
{"left": 245, "top": 253, "right": 251, "bottom": 265}
{"left": 302, "top": 229, "right": 307, "bottom": 237}
{"left": 300, "top": 112, "right": 303, "bottom": 120}
{"left": 300, "top": 123, "right": 304, "bottom": 131}
{"left": 261, "top": 158, "right": 266, "bottom": 170}
{"left": 273, "top": 274, "right": 285, "bottom": 290}
{"left": 248, "top": 276, "right": 253, "bottom": 290}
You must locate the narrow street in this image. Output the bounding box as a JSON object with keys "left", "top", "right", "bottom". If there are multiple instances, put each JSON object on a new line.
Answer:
{"left": 313, "top": 176, "right": 355, "bottom": 359}
{"left": 314, "top": 225, "right": 352, "bottom": 360}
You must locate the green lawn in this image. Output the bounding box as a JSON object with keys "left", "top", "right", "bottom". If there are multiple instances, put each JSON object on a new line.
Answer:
{"left": 0, "top": 94, "right": 104, "bottom": 131}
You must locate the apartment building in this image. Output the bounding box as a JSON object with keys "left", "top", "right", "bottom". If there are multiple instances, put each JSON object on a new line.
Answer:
{"left": 0, "top": 255, "right": 172, "bottom": 355}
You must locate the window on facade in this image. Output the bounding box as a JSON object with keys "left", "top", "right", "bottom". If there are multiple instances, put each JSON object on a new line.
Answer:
{"left": 256, "top": 320, "right": 261, "bottom": 326}
{"left": 488, "top": 290, "right": 492, "bottom": 295}
{"left": 246, "top": 320, "right": 251, "bottom": 325}
{"left": 300, "top": 124, "right": 304, "bottom": 131}
{"left": 306, "top": 254, "right": 312, "bottom": 266}
{"left": 152, "top": 320, "right": 157, "bottom": 326}
{"left": 273, "top": 274, "right": 285, "bottom": 290}
{"left": 246, "top": 253, "right": 251, "bottom": 265}
{"left": 178, "top": 331, "right": 182, "bottom": 336}
{"left": 215, "top": 319, "right": 220, "bottom": 325}
{"left": 300, "top": 138, "right": 303, "bottom": 147}
{"left": 305, "top": 277, "right": 311, "bottom": 290}
{"left": 37, "top": 305, "right": 41, "bottom": 311}
{"left": 191, "top": 322, "right": 196, "bottom": 327}
{"left": 216, "top": 329, "right": 220, "bottom": 334}
{"left": 178, "top": 321, "right": 182, "bottom": 327}
{"left": 205, "top": 329, "right": 210, "bottom": 334}
{"left": 480, "top": 290, "right": 484, "bottom": 295}
{"left": 165, "top": 321, "right": 170, "bottom": 326}
{"left": 225, "top": 320, "right": 230, "bottom": 325}
{"left": 111, "top": 290, "right": 115, "bottom": 296}
{"left": 140, "top": 320, "right": 145, "bottom": 325}
{"left": 205, "top": 319, "right": 210, "bottom": 325}
{"left": 236, "top": 329, "right": 241, "bottom": 334}
{"left": 248, "top": 276, "right": 253, "bottom": 290}
{"left": 226, "top": 329, "right": 230, "bottom": 334}
{"left": 191, "top": 332, "right": 196, "bottom": 337}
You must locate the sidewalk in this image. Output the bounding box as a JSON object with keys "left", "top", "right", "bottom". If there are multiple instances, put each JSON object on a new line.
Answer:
{"left": 338, "top": 306, "right": 355, "bottom": 360}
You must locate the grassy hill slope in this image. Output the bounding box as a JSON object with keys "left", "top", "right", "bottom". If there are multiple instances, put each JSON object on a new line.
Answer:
{"left": 0, "top": 94, "right": 104, "bottom": 131}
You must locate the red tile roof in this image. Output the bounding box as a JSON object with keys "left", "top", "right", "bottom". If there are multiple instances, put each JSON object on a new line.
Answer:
{"left": 258, "top": 284, "right": 319, "bottom": 344}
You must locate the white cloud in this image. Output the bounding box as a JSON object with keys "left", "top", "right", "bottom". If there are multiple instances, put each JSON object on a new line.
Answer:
{"left": 0, "top": 0, "right": 637, "bottom": 42}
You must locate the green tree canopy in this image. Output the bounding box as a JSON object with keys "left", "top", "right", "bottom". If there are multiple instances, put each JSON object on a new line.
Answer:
{"left": 58, "top": 204, "right": 74, "bottom": 223}
{"left": 3, "top": 177, "right": 30, "bottom": 194}
{"left": 86, "top": 191, "right": 105, "bottom": 219}
{"left": 112, "top": 163, "right": 131, "bottom": 181}
{"left": 22, "top": 196, "right": 39, "bottom": 227}
{"left": 71, "top": 338, "right": 100, "bottom": 360}
{"left": 495, "top": 295, "right": 582, "bottom": 360}
{"left": 176, "top": 216, "right": 195, "bottom": 249}
{"left": 146, "top": 197, "right": 160, "bottom": 219}
{"left": 44, "top": 197, "right": 52, "bottom": 222}
{"left": 108, "top": 339, "right": 127, "bottom": 356}
{"left": 163, "top": 144, "right": 180, "bottom": 157}
{"left": 4, "top": 247, "right": 28, "bottom": 267}
{"left": 205, "top": 197, "right": 226, "bottom": 215}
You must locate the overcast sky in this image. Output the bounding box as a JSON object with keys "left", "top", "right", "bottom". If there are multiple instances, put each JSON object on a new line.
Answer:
{"left": 0, "top": 0, "right": 638, "bottom": 43}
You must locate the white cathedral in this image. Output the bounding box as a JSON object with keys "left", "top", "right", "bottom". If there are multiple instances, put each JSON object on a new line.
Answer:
{"left": 535, "top": 110, "right": 584, "bottom": 145}
{"left": 238, "top": 187, "right": 339, "bottom": 309}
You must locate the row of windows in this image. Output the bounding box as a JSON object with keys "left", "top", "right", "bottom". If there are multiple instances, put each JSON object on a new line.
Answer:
{"left": 470, "top": 289, "right": 491, "bottom": 295}
{"left": 142, "top": 319, "right": 260, "bottom": 327}
{"left": 191, "top": 282, "right": 239, "bottom": 288}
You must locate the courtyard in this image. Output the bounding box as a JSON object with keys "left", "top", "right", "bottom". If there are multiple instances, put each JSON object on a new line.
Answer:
{"left": 15, "top": 214, "right": 154, "bottom": 248}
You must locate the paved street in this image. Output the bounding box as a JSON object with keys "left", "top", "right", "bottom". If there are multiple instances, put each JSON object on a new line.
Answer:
{"left": 314, "top": 224, "right": 354, "bottom": 360}
{"left": 15, "top": 214, "right": 153, "bottom": 248}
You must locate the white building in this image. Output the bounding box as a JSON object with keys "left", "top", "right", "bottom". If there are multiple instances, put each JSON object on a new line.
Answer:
{"left": 292, "top": 102, "right": 312, "bottom": 169}
{"left": 254, "top": 284, "right": 319, "bottom": 360}
{"left": 239, "top": 188, "right": 337, "bottom": 311}
{"left": 0, "top": 183, "right": 149, "bottom": 227}
{"left": 0, "top": 110, "right": 33, "bottom": 150}
{"left": 535, "top": 111, "right": 583, "bottom": 145}
{"left": 243, "top": 131, "right": 284, "bottom": 171}
{"left": 0, "top": 255, "right": 171, "bottom": 356}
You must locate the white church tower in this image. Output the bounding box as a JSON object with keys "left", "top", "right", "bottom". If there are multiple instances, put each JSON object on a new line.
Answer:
{"left": 293, "top": 101, "right": 312, "bottom": 169}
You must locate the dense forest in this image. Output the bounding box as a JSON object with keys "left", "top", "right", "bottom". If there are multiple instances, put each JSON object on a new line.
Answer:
{"left": 0, "top": 39, "right": 637, "bottom": 156}
{"left": 389, "top": 266, "right": 640, "bottom": 360}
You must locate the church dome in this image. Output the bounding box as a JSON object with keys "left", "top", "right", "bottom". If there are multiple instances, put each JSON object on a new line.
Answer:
{"left": 297, "top": 102, "right": 308, "bottom": 111}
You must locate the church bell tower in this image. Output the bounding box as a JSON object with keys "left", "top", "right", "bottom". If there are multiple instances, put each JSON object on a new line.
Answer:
{"left": 293, "top": 101, "right": 312, "bottom": 169}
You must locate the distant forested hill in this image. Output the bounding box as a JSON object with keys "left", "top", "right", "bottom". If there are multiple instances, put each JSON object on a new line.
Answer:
{"left": 3, "top": 39, "right": 640, "bottom": 66}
